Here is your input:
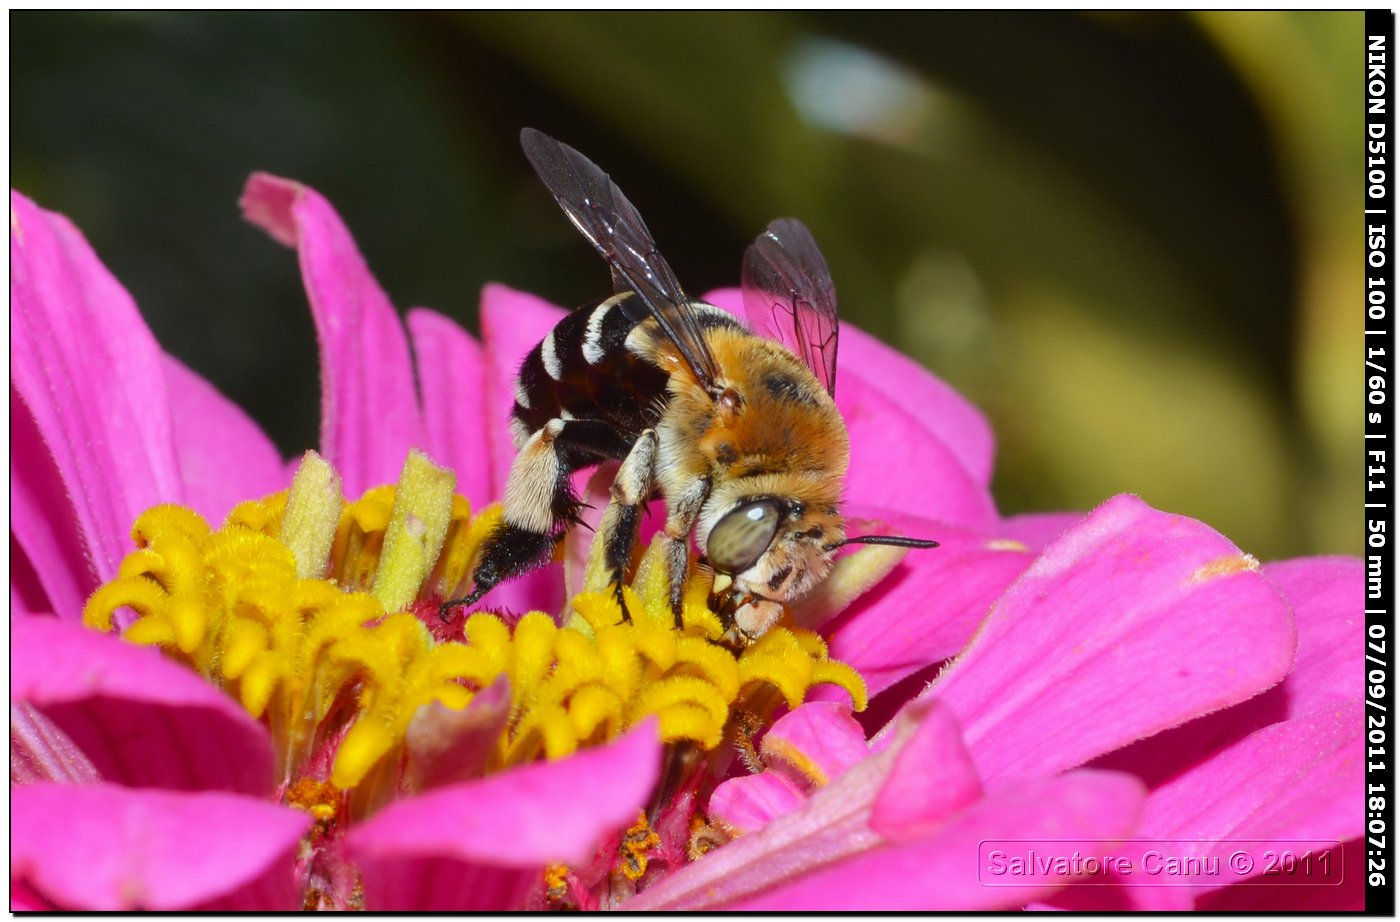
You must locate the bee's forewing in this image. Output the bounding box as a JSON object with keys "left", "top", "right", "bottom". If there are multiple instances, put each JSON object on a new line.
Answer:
{"left": 521, "top": 128, "right": 722, "bottom": 392}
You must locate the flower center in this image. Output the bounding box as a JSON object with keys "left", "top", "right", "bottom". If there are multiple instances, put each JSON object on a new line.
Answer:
{"left": 82, "top": 450, "right": 866, "bottom": 822}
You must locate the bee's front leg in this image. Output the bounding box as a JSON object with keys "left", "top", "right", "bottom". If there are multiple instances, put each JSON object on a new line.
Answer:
{"left": 597, "top": 430, "right": 659, "bottom": 621}
{"left": 663, "top": 476, "right": 711, "bottom": 628}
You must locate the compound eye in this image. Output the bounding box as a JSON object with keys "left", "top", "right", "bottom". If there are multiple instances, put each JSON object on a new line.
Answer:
{"left": 707, "top": 499, "right": 783, "bottom": 575}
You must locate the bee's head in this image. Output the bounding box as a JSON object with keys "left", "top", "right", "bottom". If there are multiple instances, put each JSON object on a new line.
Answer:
{"left": 704, "top": 495, "right": 842, "bottom": 597}
{"left": 697, "top": 488, "right": 842, "bottom": 639}
{"left": 699, "top": 488, "right": 938, "bottom": 641}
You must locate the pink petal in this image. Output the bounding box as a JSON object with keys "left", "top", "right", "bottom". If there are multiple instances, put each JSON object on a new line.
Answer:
{"left": 630, "top": 702, "right": 981, "bottom": 910}
{"left": 997, "top": 510, "right": 1087, "bottom": 553}
{"left": 1263, "top": 556, "right": 1362, "bottom": 707}
{"left": 822, "top": 509, "right": 1033, "bottom": 696}
{"left": 12, "top": 618, "right": 276, "bottom": 796}
{"left": 10, "top": 879, "right": 54, "bottom": 911}
{"left": 162, "top": 354, "right": 286, "bottom": 523}
{"left": 403, "top": 677, "right": 511, "bottom": 791}
{"left": 763, "top": 701, "right": 870, "bottom": 785}
{"left": 839, "top": 325, "right": 995, "bottom": 487}
{"left": 346, "top": 720, "right": 660, "bottom": 910}
{"left": 12, "top": 391, "right": 92, "bottom": 620}
{"left": 868, "top": 700, "right": 983, "bottom": 841}
{"left": 730, "top": 770, "right": 1145, "bottom": 911}
{"left": 703, "top": 287, "right": 995, "bottom": 488}
{"left": 1027, "top": 883, "right": 1194, "bottom": 912}
{"left": 1091, "top": 555, "right": 1362, "bottom": 790}
{"left": 10, "top": 701, "right": 99, "bottom": 785}
{"left": 480, "top": 559, "right": 566, "bottom": 618}
{"left": 406, "top": 308, "right": 492, "bottom": 509}
{"left": 1196, "top": 838, "right": 1362, "bottom": 911}
{"left": 1140, "top": 701, "right": 1362, "bottom": 872}
{"left": 476, "top": 283, "right": 567, "bottom": 498}
{"left": 924, "top": 494, "right": 1296, "bottom": 784}
{"left": 11, "top": 191, "right": 181, "bottom": 587}
{"left": 709, "top": 772, "right": 808, "bottom": 834}
{"left": 838, "top": 373, "right": 997, "bottom": 528}
{"left": 12, "top": 782, "right": 308, "bottom": 910}
{"left": 240, "top": 174, "right": 425, "bottom": 498}
{"left": 1046, "top": 702, "right": 1361, "bottom": 911}
{"left": 11, "top": 536, "right": 53, "bottom": 619}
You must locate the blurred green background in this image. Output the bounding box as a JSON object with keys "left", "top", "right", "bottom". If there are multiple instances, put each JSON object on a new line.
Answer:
{"left": 11, "top": 11, "right": 1363, "bottom": 558}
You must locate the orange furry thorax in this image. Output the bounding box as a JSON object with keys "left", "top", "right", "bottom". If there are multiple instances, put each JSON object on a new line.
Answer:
{"left": 659, "top": 327, "right": 848, "bottom": 503}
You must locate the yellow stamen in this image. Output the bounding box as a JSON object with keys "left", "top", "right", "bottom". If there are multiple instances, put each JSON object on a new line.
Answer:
{"left": 618, "top": 811, "right": 661, "bottom": 881}
{"left": 83, "top": 451, "right": 870, "bottom": 816}
{"left": 811, "top": 659, "right": 868, "bottom": 711}
{"left": 331, "top": 486, "right": 394, "bottom": 591}
{"left": 687, "top": 812, "right": 734, "bottom": 861}
{"left": 227, "top": 490, "right": 287, "bottom": 537}
{"left": 544, "top": 863, "right": 571, "bottom": 901}
{"left": 455, "top": 537, "right": 866, "bottom": 764}
{"left": 82, "top": 452, "right": 495, "bottom": 803}
{"left": 431, "top": 498, "right": 499, "bottom": 600}
{"left": 286, "top": 777, "right": 342, "bottom": 830}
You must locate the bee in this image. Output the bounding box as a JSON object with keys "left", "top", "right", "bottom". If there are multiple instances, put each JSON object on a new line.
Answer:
{"left": 443, "top": 128, "right": 936, "bottom": 641}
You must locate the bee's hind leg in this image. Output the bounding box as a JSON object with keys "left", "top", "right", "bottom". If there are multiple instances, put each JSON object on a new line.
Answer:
{"left": 596, "top": 429, "right": 658, "bottom": 622}
{"left": 446, "top": 417, "right": 626, "bottom": 622}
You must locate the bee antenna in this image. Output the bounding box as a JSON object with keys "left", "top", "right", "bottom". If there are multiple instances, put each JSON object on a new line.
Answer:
{"left": 829, "top": 534, "right": 940, "bottom": 551}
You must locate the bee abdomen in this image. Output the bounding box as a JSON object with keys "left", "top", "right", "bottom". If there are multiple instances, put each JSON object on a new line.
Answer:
{"left": 512, "top": 294, "right": 668, "bottom": 449}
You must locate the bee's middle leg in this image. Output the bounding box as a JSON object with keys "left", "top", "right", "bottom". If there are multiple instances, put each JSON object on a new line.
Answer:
{"left": 597, "top": 429, "right": 658, "bottom": 620}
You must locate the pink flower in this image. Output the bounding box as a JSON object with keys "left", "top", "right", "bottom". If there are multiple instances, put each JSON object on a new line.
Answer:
{"left": 10, "top": 175, "right": 1362, "bottom": 911}
{"left": 11, "top": 178, "right": 663, "bottom": 911}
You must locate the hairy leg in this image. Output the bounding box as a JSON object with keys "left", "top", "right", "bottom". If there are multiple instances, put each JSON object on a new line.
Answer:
{"left": 441, "top": 417, "right": 627, "bottom": 619}
{"left": 662, "top": 475, "right": 711, "bottom": 626}
{"left": 595, "top": 429, "right": 659, "bottom": 619}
